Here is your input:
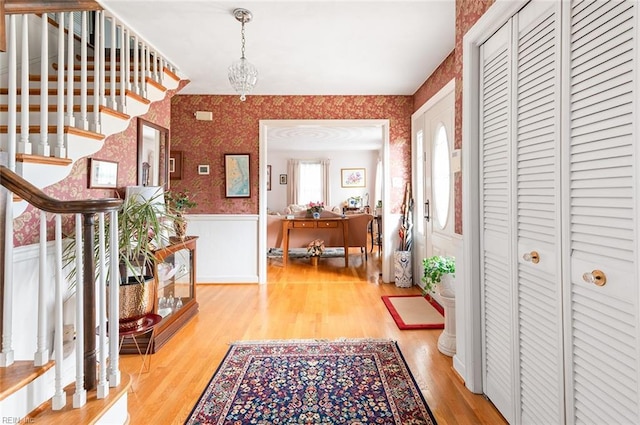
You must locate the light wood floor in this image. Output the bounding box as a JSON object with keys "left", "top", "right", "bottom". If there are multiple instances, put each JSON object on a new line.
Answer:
{"left": 120, "top": 248, "right": 507, "bottom": 425}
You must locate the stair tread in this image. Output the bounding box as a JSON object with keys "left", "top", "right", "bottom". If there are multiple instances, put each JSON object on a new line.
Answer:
{"left": 27, "top": 373, "right": 131, "bottom": 424}
{"left": 0, "top": 125, "right": 105, "bottom": 141}
{"left": 0, "top": 360, "right": 55, "bottom": 401}
{"left": 0, "top": 104, "right": 132, "bottom": 118}
{"left": 16, "top": 154, "right": 73, "bottom": 166}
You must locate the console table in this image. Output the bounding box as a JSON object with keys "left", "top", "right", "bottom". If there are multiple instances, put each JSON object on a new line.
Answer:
{"left": 119, "top": 236, "right": 198, "bottom": 354}
{"left": 282, "top": 218, "right": 349, "bottom": 267}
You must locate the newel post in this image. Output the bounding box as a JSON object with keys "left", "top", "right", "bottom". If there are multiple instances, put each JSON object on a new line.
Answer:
{"left": 82, "top": 213, "right": 96, "bottom": 390}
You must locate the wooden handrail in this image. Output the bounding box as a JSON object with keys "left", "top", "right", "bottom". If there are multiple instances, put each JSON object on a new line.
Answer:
{"left": 4, "top": 1, "right": 102, "bottom": 14}
{"left": 0, "top": 166, "right": 122, "bottom": 213}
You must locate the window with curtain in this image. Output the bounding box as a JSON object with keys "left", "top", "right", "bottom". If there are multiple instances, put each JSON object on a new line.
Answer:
{"left": 298, "top": 161, "right": 323, "bottom": 204}
{"left": 287, "top": 159, "right": 330, "bottom": 206}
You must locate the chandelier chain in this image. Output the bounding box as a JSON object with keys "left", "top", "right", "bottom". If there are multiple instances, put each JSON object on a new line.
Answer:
{"left": 240, "top": 20, "right": 246, "bottom": 59}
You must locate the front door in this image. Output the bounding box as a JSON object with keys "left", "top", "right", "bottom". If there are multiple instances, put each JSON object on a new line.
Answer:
{"left": 412, "top": 87, "right": 455, "bottom": 285}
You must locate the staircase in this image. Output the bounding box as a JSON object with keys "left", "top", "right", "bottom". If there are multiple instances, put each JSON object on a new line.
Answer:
{"left": 1, "top": 4, "right": 186, "bottom": 423}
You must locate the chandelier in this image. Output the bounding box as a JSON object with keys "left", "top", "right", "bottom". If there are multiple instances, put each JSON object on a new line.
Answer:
{"left": 228, "top": 8, "right": 258, "bottom": 101}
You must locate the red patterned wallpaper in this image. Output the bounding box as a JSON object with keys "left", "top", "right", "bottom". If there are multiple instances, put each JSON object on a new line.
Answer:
{"left": 13, "top": 81, "right": 188, "bottom": 247}
{"left": 12, "top": 0, "right": 496, "bottom": 245}
{"left": 169, "top": 95, "right": 413, "bottom": 215}
{"left": 413, "top": 51, "right": 455, "bottom": 112}
{"left": 453, "top": 0, "right": 496, "bottom": 233}
{"left": 409, "top": 0, "right": 495, "bottom": 235}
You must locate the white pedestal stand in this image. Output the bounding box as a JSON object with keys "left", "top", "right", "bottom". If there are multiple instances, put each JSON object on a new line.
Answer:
{"left": 436, "top": 275, "right": 456, "bottom": 356}
{"left": 437, "top": 295, "right": 456, "bottom": 356}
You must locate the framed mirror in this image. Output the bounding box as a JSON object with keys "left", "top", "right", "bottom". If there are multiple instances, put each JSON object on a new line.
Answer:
{"left": 137, "top": 118, "right": 169, "bottom": 188}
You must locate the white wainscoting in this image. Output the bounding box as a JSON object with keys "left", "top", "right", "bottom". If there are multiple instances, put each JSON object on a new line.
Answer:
{"left": 186, "top": 214, "right": 259, "bottom": 284}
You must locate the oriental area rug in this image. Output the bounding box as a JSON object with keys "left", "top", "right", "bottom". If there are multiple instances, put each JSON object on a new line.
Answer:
{"left": 267, "top": 247, "right": 345, "bottom": 258}
{"left": 185, "top": 339, "right": 437, "bottom": 425}
{"left": 381, "top": 295, "right": 445, "bottom": 330}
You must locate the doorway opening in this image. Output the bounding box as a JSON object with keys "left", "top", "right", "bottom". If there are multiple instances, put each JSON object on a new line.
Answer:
{"left": 258, "top": 119, "right": 391, "bottom": 283}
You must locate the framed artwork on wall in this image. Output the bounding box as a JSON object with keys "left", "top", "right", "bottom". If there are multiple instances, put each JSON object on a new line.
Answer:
{"left": 341, "top": 168, "right": 366, "bottom": 188}
{"left": 267, "top": 165, "right": 272, "bottom": 191}
{"left": 170, "top": 150, "right": 183, "bottom": 180}
{"left": 198, "top": 164, "right": 210, "bottom": 175}
{"left": 225, "top": 154, "right": 251, "bottom": 198}
{"left": 279, "top": 174, "right": 287, "bottom": 185}
{"left": 89, "top": 158, "right": 118, "bottom": 189}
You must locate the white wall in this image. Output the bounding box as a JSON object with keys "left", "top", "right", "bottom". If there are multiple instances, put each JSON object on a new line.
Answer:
{"left": 267, "top": 149, "right": 380, "bottom": 213}
{"left": 187, "top": 214, "right": 259, "bottom": 283}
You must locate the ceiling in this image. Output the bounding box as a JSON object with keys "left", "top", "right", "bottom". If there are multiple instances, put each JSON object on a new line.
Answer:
{"left": 99, "top": 0, "right": 456, "bottom": 149}
{"left": 267, "top": 123, "right": 385, "bottom": 151}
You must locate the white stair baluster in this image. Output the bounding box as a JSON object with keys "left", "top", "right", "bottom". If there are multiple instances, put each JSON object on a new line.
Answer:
{"left": 55, "top": 12, "right": 66, "bottom": 157}
{"left": 99, "top": 11, "right": 106, "bottom": 106}
{"left": 119, "top": 24, "right": 127, "bottom": 113}
{"left": 152, "top": 49, "right": 158, "bottom": 82}
{"left": 96, "top": 213, "right": 109, "bottom": 398}
{"left": 109, "top": 16, "right": 117, "bottom": 110}
{"left": 1, "top": 14, "right": 17, "bottom": 368}
{"left": 51, "top": 214, "right": 66, "bottom": 410}
{"left": 18, "top": 14, "right": 30, "bottom": 154}
{"left": 108, "top": 210, "right": 121, "bottom": 387}
{"left": 34, "top": 211, "right": 49, "bottom": 366}
{"left": 92, "top": 11, "right": 101, "bottom": 134}
{"left": 133, "top": 34, "right": 140, "bottom": 95}
{"left": 65, "top": 12, "right": 75, "bottom": 127}
{"left": 78, "top": 11, "right": 88, "bottom": 131}
{"left": 38, "top": 13, "right": 50, "bottom": 156}
{"left": 144, "top": 42, "right": 150, "bottom": 97}
{"left": 72, "top": 215, "right": 87, "bottom": 407}
{"left": 124, "top": 30, "right": 131, "bottom": 92}
{"left": 158, "top": 56, "right": 165, "bottom": 85}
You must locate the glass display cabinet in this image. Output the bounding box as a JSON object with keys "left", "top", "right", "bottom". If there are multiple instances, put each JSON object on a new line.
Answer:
{"left": 119, "top": 236, "right": 199, "bottom": 354}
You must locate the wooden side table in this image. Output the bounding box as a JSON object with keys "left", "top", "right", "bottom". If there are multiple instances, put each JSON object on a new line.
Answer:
{"left": 282, "top": 218, "right": 349, "bottom": 267}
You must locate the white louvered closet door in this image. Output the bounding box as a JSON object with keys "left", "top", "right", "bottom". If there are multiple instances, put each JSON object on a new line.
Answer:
{"left": 513, "top": 2, "right": 564, "bottom": 424}
{"left": 479, "top": 21, "right": 515, "bottom": 424}
{"left": 565, "top": 0, "right": 639, "bottom": 423}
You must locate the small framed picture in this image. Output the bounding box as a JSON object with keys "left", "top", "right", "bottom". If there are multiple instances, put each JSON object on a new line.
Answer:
{"left": 198, "top": 164, "right": 210, "bottom": 175}
{"left": 170, "top": 150, "right": 183, "bottom": 180}
{"left": 267, "top": 165, "right": 272, "bottom": 191}
{"left": 225, "top": 153, "right": 251, "bottom": 198}
{"left": 88, "top": 158, "right": 118, "bottom": 189}
{"left": 279, "top": 174, "right": 287, "bottom": 185}
{"left": 341, "top": 168, "right": 366, "bottom": 188}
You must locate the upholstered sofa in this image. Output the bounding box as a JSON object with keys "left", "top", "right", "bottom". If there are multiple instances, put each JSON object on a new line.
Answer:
{"left": 266, "top": 211, "right": 374, "bottom": 259}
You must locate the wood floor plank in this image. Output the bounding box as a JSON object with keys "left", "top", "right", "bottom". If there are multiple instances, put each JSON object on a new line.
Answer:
{"left": 120, "top": 250, "right": 507, "bottom": 425}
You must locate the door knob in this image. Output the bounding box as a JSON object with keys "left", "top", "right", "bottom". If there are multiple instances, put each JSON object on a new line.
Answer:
{"left": 522, "top": 251, "right": 540, "bottom": 264}
{"left": 582, "top": 270, "right": 607, "bottom": 286}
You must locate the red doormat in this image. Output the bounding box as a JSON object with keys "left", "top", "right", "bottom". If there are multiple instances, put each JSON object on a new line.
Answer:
{"left": 382, "top": 295, "right": 445, "bottom": 330}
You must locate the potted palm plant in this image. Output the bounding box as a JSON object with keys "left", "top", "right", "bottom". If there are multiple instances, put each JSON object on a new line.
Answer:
{"left": 421, "top": 255, "right": 456, "bottom": 297}
{"left": 65, "top": 187, "right": 174, "bottom": 329}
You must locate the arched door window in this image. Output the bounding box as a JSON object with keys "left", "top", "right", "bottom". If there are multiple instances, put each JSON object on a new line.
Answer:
{"left": 432, "top": 123, "right": 450, "bottom": 229}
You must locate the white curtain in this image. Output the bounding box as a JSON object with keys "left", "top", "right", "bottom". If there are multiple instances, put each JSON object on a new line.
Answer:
{"left": 287, "top": 159, "right": 299, "bottom": 205}
{"left": 374, "top": 157, "right": 382, "bottom": 209}
{"left": 320, "top": 159, "right": 330, "bottom": 205}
